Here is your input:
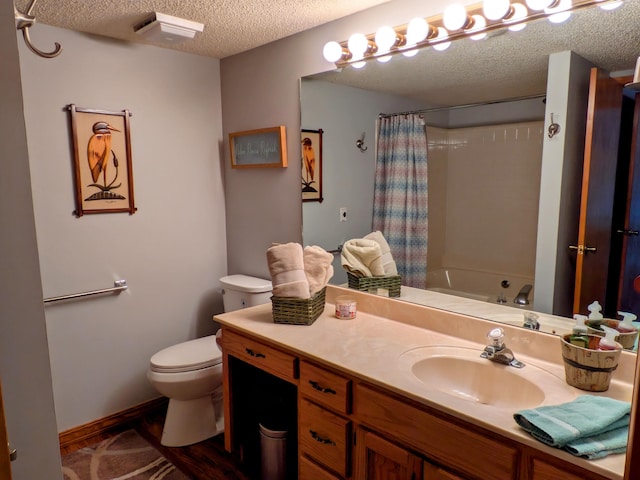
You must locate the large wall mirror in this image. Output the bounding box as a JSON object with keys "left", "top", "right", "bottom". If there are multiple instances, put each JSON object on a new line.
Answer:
{"left": 300, "top": 1, "right": 640, "bottom": 340}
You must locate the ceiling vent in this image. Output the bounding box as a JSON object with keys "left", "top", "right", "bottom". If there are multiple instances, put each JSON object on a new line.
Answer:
{"left": 134, "top": 13, "right": 204, "bottom": 43}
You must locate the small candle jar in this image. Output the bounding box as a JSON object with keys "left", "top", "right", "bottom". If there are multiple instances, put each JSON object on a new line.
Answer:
{"left": 335, "top": 295, "right": 357, "bottom": 319}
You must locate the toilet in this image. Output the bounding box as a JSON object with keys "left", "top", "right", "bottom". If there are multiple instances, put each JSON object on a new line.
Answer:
{"left": 147, "top": 274, "right": 272, "bottom": 447}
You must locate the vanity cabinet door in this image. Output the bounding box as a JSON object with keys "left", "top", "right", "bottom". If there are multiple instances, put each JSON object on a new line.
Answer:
{"left": 423, "top": 462, "right": 465, "bottom": 480}
{"left": 355, "top": 427, "right": 422, "bottom": 480}
{"left": 300, "top": 361, "right": 351, "bottom": 414}
{"left": 299, "top": 398, "right": 351, "bottom": 478}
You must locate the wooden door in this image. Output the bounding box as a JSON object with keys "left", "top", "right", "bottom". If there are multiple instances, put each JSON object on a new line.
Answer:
{"left": 572, "top": 68, "right": 624, "bottom": 315}
{"left": 355, "top": 427, "right": 422, "bottom": 480}
{"left": 0, "top": 379, "right": 13, "bottom": 480}
{"left": 617, "top": 90, "right": 640, "bottom": 313}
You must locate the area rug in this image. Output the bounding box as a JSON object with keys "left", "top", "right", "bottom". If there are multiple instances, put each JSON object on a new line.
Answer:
{"left": 62, "top": 429, "right": 190, "bottom": 480}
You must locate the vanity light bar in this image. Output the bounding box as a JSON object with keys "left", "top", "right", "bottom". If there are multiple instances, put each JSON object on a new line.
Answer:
{"left": 324, "top": 0, "right": 622, "bottom": 67}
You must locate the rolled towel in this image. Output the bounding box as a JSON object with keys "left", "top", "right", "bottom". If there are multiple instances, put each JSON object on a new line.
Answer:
{"left": 303, "top": 246, "right": 334, "bottom": 295}
{"left": 364, "top": 230, "right": 398, "bottom": 275}
{"left": 266, "top": 242, "right": 310, "bottom": 299}
{"left": 341, "top": 238, "right": 386, "bottom": 277}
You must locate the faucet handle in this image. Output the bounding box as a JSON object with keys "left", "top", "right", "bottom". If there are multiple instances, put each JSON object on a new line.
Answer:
{"left": 487, "top": 327, "right": 505, "bottom": 348}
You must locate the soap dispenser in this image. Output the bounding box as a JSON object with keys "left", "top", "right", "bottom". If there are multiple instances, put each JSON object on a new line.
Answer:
{"left": 617, "top": 311, "right": 638, "bottom": 333}
{"left": 587, "top": 301, "right": 604, "bottom": 324}
{"left": 570, "top": 314, "right": 589, "bottom": 348}
{"left": 599, "top": 326, "right": 620, "bottom": 351}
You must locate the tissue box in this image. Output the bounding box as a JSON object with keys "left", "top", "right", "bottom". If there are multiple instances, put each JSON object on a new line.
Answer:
{"left": 347, "top": 272, "right": 401, "bottom": 297}
{"left": 271, "top": 287, "right": 326, "bottom": 325}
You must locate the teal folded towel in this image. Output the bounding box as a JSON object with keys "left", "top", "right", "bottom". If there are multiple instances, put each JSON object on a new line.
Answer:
{"left": 514, "top": 395, "right": 630, "bottom": 459}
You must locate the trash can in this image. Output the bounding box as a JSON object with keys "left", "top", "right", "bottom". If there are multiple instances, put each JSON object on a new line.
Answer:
{"left": 259, "top": 422, "right": 287, "bottom": 480}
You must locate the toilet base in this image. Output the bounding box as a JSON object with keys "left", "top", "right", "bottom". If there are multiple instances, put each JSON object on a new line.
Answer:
{"left": 161, "top": 395, "right": 223, "bottom": 447}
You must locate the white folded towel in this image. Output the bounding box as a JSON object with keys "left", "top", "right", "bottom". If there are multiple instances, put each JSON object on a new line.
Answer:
{"left": 303, "top": 246, "right": 334, "bottom": 295}
{"left": 341, "top": 238, "right": 386, "bottom": 277}
{"left": 364, "top": 230, "right": 398, "bottom": 275}
{"left": 266, "top": 242, "right": 310, "bottom": 299}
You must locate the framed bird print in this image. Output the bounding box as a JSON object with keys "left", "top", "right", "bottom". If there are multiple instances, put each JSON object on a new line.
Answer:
{"left": 68, "top": 105, "right": 136, "bottom": 217}
{"left": 301, "top": 128, "right": 323, "bottom": 202}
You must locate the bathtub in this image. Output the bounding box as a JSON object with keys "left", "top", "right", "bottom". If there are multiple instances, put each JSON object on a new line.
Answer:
{"left": 425, "top": 267, "right": 534, "bottom": 308}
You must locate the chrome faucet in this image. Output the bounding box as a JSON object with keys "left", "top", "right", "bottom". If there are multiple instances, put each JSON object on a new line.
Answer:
{"left": 513, "top": 284, "right": 533, "bottom": 306}
{"left": 480, "top": 327, "right": 525, "bottom": 368}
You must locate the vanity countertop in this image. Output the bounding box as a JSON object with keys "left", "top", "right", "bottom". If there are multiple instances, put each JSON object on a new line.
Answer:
{"left": 214, "top": 285, "right": 635, "bottom": 480}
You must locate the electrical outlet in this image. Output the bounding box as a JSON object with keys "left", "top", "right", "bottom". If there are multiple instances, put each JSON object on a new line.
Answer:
{"left": 339, "top": 207, "right": 347, "bottom": 222}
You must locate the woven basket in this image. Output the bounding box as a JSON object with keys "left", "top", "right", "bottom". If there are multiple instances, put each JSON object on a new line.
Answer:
{"left": 271, "top": 287, "right": 326, "bottom": 325}
{"left": 347, "top": 272, "right": 401, "bottom": 298}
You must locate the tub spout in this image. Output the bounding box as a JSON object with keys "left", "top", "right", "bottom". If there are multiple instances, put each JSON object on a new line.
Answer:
{"left": 514, "top": 284, "right": 533, "bottom": 305}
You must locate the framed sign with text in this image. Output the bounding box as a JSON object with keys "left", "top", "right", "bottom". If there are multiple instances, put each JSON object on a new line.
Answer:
{"left": 229, "top": 126, "right": 287, "bottom": 169}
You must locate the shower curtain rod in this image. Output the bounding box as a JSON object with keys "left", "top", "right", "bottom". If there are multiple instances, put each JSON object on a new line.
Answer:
{"left": 379, "top": 93, "right": 546, "bottom": 118}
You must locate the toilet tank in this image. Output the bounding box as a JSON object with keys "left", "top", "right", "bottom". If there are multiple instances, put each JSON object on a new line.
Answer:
{"left": 220, "top": 274, "right": 272, "bottom": 312}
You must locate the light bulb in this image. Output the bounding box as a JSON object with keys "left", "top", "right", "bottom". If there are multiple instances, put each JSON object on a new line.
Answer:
{"left": 322, "top": 41, "right": 344, "bottom": 63}
{"left": 525, "top": 0, "right": 555, "bottom": 10}
{"left": 483, "top": 0, "right": 512, "bottom": 20}
{"left": 469, "top": 15, "right": 487, "bottom": 40}
{"left": 377, "top": 55, "right": 393, "bottom": 63}
{"left": 505, "top": 3, "right": 528, "bottom": 31}
{"left": 347, "top": 33, "right": 369, "bottom": 57}
{"left": 402, "top": 48, "right": 419, "bottom": 57}
{"left": 406, "top": 17, "right": 430, "bottom": 44}
{"left": 352, "top": 59, "right": 367, "bottom": 69}
{"left": 432, "top": 27, "right": 451, "bottom": 51}
{"left": 443, "top": 4, "right": 469, "bottom": 31}
{"left": 375, "top": 26, "right": 397, "bottom": 54}
{"left": 599, "top": 0, "right": 622, "bottom": 10}
{"left": 546, "top": 0, "right": 571, "bottom": 23}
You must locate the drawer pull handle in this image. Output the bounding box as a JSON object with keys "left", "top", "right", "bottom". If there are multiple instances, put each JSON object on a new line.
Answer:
{"left": 309, "top": 380, "right": 336, "bottom": 395}
{"left": 309, "top": 430, "right": 336, "bottom": 446}
{"left": 245, "top": 348, "right": 266, "bottom": 358}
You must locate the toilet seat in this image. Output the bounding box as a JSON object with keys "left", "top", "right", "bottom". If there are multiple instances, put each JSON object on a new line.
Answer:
{"left": 150, "top": 335, "right": 222, "bottom": 373}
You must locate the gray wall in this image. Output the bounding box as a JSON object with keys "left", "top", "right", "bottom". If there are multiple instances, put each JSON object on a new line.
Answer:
{"left": 18, "top": 25, "right": 226, "bottom": 432}
{"left": 0, "top": 3, "right": 61, "bottom": 479}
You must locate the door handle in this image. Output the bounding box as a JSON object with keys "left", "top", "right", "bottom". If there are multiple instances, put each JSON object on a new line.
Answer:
{"left": 568, "top": 245, "right": 597, "bottom": 254}
{"left": 616, "top": 229, "right": 640, "bottom": 236}
{"left": 9, "top": 444, "right": 16, "bottom": 461}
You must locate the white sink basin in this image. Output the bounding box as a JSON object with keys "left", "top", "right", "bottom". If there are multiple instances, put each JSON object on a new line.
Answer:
{"left": 399, "top": 345, "right": 573, "bottom": 410}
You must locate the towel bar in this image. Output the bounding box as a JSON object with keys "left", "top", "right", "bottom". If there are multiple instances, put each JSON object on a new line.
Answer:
{"left": 43, "top": 280, "right": 128, "bottom": 304}
{"left": 327, "top": 245, "right": 343, "bottom": 255}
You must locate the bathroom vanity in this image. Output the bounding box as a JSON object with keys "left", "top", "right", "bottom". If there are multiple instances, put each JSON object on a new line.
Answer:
{"left": 214, "top": 285, "right": 635, "bottom": 480}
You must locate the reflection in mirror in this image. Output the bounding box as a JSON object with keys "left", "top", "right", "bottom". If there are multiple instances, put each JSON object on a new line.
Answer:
{"left": 300, "top": 1, "right": 640, "bottom": 342}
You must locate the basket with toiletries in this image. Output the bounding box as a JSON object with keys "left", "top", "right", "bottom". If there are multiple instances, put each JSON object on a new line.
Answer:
{"left": 346, "top": 272, "right": 401, "bottom": 298}
{"left": 271, "top": 287, "right": 326, "bottom": 325}
{"left": 561, "top": 314, "right": 622, "bottom": 391}
{"left": 585, "top": 311, "right": 638, "bottom": 351}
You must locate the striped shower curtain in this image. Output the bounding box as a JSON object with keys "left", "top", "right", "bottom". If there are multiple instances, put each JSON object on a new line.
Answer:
{"left": 372, "top": 113, "right": 428, "bottom": 288}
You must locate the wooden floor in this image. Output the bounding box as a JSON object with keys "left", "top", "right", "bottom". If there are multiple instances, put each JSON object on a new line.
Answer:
{"left": 62, "top": 407, "right": 252, "bottom": 480}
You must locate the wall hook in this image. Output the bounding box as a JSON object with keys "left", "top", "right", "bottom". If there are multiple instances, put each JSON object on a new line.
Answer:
{"left": 15, "top": 0, "right": 62, "bottom": 58}
{"left": 356, "top": 132, "right": 368, "bottom": 152}
{"left": 547, "top": 113, "right": 560, "bottom": 138}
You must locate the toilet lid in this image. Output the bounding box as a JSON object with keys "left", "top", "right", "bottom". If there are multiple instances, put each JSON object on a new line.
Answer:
{"left": 150, "top": 335, "right": 222, "bottom": 373}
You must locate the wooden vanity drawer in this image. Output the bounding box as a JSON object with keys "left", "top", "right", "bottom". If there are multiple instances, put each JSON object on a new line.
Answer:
{"left": 300, "top": 361, "right": 351, "bottom": 414}
{"left": 355, "top": 383, "right": 518, "bottom": 480}
{"left": 299, "top": 398, "right": 351, "bottom": 478}
{"left": 219, "top": 328, "right": 297, "bottom": 383}
{"left": 299, "top": 455, "right": 342, "bottom": 480}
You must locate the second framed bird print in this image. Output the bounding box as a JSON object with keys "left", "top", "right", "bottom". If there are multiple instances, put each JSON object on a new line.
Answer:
{"left": 68, "top": 104, "right": 137, "bottom": 217}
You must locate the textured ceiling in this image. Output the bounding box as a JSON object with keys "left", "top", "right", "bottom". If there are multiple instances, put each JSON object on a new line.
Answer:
{"left": 309, "top": 1, "right": 640, "bottom": 108}
{"left": 16, "top": 0, "right": 640, "bottom": 108}
{"left": 16, "top": 0, "right": 389, "bottom": 58}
